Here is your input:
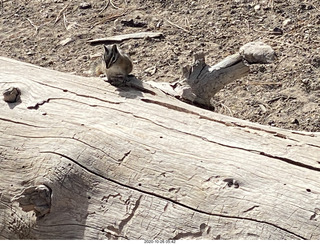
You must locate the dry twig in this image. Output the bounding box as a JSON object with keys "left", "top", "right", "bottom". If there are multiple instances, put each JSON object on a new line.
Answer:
{"left": 90, "top": 9, "right": 129, "bottom": 29}
{"left": 165, "top": 19, "right": 190, "bottom": 33}
{"left": 26, "top": 18, "right": 39, "bottom": 36}
{"left": 110, "top": 0, "right": 120, "bottom": 9}
{"left": 99, "top": 0, "right": 110, "bottom": 14}
{"left": 63, "top": 13, "right": 68, "bottom": 30}
{"left": 267, "top": 0, "right": 274, "bottom": 10}
{"left": 220, "top": 103, "right": 233, "bottom": 117}
{"left": 184, "top": 17, "right": 190, "bottom": 30}
{"left": 54, "top": 4, "right": 70, "bottom": 24}
{"left": 63, "top": 13, "right": 81, "bottom": 30}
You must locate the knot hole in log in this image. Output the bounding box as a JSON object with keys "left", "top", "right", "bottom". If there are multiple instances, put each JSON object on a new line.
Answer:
{"left": 12, "top": 184, "right": 52, "bottom": 219}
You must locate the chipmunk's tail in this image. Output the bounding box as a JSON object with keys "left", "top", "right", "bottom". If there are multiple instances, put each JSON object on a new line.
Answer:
{"left": 84, "top": 57, "right": 106, "bottom": 77}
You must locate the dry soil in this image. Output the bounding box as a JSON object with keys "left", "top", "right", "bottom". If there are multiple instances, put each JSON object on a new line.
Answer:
{"left": 1, "top": 0, "right": 319, "bottom": 131}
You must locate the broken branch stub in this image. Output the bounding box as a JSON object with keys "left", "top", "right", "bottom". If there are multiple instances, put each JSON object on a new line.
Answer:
{"left": 87, "top": 32, "right": 163, "bottom": 45}
{"left": 174, "top": 41, "right": 275, "bottom": 107}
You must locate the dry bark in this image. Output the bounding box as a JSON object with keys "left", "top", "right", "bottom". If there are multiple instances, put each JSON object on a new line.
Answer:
{"left": 0, "top": 47, "right": 319, "bottom": 240}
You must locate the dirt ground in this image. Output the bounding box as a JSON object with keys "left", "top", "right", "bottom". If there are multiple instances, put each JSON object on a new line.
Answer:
{"left": 1, "top": 0, "right": 319, "bottom": 132}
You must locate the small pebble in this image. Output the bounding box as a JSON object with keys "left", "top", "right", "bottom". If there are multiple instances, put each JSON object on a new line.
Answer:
{"left": 282, "top": 18, "right": 292, "bottom": 27}
{"left": 272, "top": 27, "right": 283, "bottom": 35}
{"left": 79, "top": 2, "right": 92, "bottom": 9}
{"left": 239, "top": 41, "right": 275, "bottom": 64}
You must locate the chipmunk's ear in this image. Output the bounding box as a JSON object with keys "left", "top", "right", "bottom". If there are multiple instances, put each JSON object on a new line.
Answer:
{"left": 112, "top": 44, "right": 119, "bottom": 54}
{"left": 104, "top": 45, "right": 109, "bottom": 53}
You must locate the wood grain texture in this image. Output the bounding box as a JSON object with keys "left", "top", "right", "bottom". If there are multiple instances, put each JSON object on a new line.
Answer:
{"left": 0, "top": 57, "right": 319, "bottom": 240}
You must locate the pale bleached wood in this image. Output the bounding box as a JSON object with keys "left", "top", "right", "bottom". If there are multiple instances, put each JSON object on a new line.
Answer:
{"left": 87, "top": 32, "right": 163, "bottom": 45}
{"left": 0, "top": 56, "right": 320, "bottom": 240}
{"left": 147, "top": 42, "right": 275, "bottom": 107}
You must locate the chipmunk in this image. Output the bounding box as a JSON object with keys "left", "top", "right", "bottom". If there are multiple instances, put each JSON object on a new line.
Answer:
{"left": 89, "top": 44, "right": 133, "bottom": 86}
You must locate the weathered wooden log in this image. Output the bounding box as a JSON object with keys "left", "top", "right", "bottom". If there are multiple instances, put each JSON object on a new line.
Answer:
{"left": 146, "top": 41, "right": 275, "bottom": 107}
{"left": 0, "top": 53, "right": 319, "bottom": 240}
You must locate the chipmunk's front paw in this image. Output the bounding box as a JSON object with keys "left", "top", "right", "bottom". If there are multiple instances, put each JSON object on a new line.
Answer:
{"left": 106, "top": 75, "right": 126, "bottom": 87}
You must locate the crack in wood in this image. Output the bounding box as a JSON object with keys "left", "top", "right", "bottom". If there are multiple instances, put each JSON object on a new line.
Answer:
{"left": 27, "top": 99, "right": 50, "bottom": 110}
{"left": 0, "top": 117, "right": 44, "bottom": 128}
{"left": 259, "top": 152, "right": 320, "bottom": 172}
{"left": 61, "top": 91, "right": 121, "bottom": 105}
{"left": 118, "top": 150, "right": 131, "bottom": 163}
{"left": 38, "top": 222, "right": 107, "bottom": 234}
{"left": 103, "top": 230, "right": 129, "bottom": 240}
{"left": 232, "top": 122, "right": 300, "bottom": 143}
{"left": 168, "top": 187, "right": 180, "bottom": 193}
{"left": 139, "top": 98, "right": 310, "bottom": 145}
{"left": 141, "top": 99, "right": 198, "bottom": 114}
{"left": 28, "top": 79, "right": 121, "bottom": 105}
{"left": 163, "top": 202, "right": 169, "bottom": 212}
{"left": 107, "top": 195, "right": 142, "bottom": 235}
{"left": 195, "top": 64, "right": 208, "bottom": 81}
{"left": 40, "top": 151, "right": 307, "bottom": 240}
{"left": 243, "top": 205, "right": 259, "bottom": 213}
{"left": 132, "top": 112, "right": 319, "bottom": 172}
{"left": 307, "top": 143, "right": 320, "bottom": 149}
{"left": 27, "top": 97, "right": 105, "bottom": 110}
{"left": 101, "top": 193, "right": 122, "bottom": 203}
{"left": 173, "top": 223, "right": 209, "bottom": 240}
{"left": 118, "top": 195, "right": 141, "bottom": 233}
{"left": 12, "top": 134, "right": 121, "bottom": 163}
{"left": 291, "top": 131, "right": 316, "bottom": 138}
{"left": 173, "top": 227, "right": 203, "bottom": 239}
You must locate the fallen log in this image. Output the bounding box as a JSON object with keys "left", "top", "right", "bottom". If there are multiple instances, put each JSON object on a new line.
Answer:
{"left": 0, "top": 43, "right": 319, "bottom": 240}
